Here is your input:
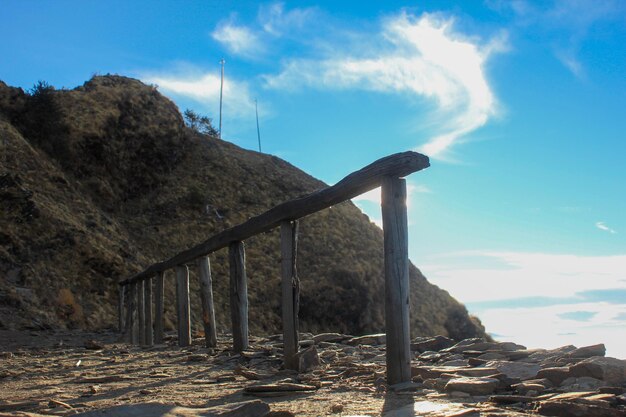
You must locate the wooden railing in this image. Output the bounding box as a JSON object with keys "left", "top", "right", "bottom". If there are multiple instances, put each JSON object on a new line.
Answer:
{"left": 118, "top": 151, "right": 430, "bottom": 384}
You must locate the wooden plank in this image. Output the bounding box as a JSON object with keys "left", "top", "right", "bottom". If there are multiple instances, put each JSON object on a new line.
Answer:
{"left": 137, "top": 280, "right": 145, "bottom": 345}
{"left": 144, "top": 276, "right": 153, "bottom": 346}
{"left": 281, "top": 220, "right": 300, "bottom": 370}
{"left": 381, "top": 176, "right": 411, "bottom": 385}
{"left": 175, "top": 265, "right": 191, "bottom": 347}
{"left": 198, "top": 256, "right": 218, "bottom": 348}
{"left": 120, "top": 152, "right": 429, "bottom": 285}
{"left": 128, "top": 282, "right": 138, "bottom": 344}
{"left": 229, "top": 241, "right": 248, "bottom": 352}
{"left": 154, "top": 271, "right": 165, "bottom": 344}
{"left": 118, "top": 284, "right": 125, "bottom": 333}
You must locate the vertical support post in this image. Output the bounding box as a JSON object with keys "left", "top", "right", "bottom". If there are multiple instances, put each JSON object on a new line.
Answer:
{"left": 154, "top": 271, "right": 165, "bottom": 344}
{"left": 198, "top": 256, "right": 218, "bottom": 348}
{"left": 176, "top": 265, "right": 192, "bottom": 347}
{"left": 229, "top": 241, "right": 249, "bottom": 352}
{"left": 381, "top": 176, "right": 411, "bottom": 385}
{"left": 118, "top": 284, "right": 125, "bottom": 333}
{"left": 281, "top": 220, "right": 300, "bottom": 370}
{"left": 137, "top": 280, "right": 145, "bottom": 345}
{"left": 128, "top": 282, "right": 138, "bottom": 344}
{"left": 144, "top": 276, "right": 153, "bottom": 346}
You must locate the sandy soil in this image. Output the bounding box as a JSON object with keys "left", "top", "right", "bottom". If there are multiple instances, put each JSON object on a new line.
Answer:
{"left": 0, "top": 330, "right": 532, "bottom": 416}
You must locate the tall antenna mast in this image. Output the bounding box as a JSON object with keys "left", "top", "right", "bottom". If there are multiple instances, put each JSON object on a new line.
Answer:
{"left": 255, "top": 99, "right": 262, "bottom": 153}
{"left": 219, "top": 58, "right": 225, "bottom": 138}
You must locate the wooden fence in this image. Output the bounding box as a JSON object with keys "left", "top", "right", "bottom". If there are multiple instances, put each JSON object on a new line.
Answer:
{"left": 118, "top": 151, "right": 430, "bottom": 384}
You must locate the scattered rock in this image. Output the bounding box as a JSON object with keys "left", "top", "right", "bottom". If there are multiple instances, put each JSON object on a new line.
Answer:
{"left": 567, "top": 344, "right": 606, "bottom": 359}
{"left": 347, "top": 333, "right": 386, "bottom": 346}
{"left": 560, "top": 376, "right": 607, "bottom": 391}
{"left": 72, "top": 400, "right": 270, "bottom": 417}
{"left": 411, "top": 335, "right": 454, "bottom": 353}
{"left": 312, "top": 333, "right": 350, "bottom": 344}
{"left": 245, "top": 382, "right": 318, "bottom": 393}
{"left": 536, "top": 400, "right": 623, "bottom": 417}
{"left": 570, "top": 356, "right": 626, "bottom": 385}
{"left": 536, "top": 367, "right": 572, "bottom": 385}
{"left": 84, "top": 339, "right": 104, "bottom": 350}
{"left": 296, "top": 346, "right": 320, "bottom": 372}
{"left": 484, "top": 360, "right": 540, "bottom": 380}
{"left": 444, "top": 376, "right": 500, "bottom": 396}
{"left": 330, "top": 403, "right": 344, "bottom": 413}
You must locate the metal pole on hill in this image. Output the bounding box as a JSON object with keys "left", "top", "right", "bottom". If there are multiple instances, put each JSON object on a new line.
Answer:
{"left": 219, "top": 58, "right": 225, "bottom": 139}
{"left": 255, "top": 99, "right": 262, "bottom": 153}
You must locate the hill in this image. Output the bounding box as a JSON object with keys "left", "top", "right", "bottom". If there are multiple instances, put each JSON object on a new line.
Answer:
{"left": 0, "top": 75, "right": 486, "bottom": 340}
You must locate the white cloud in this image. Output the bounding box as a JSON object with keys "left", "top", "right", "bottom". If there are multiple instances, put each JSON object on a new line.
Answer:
{"left": 263, "top": 12, "right": 505, "bottom": 159}
{"left": 212, "top": 21, "right": 263, "bottom": 58}
{"left": 422, "top": 251, "right": 626, "bottom": 303}
{"left": 258, "top": 2, "right": 317, "bottom": 37}
{"left": 142, "top": 68, "right": 257, "bottom": 126}
{"left": 596, "top": 221, "right": 617, "bottom": 234}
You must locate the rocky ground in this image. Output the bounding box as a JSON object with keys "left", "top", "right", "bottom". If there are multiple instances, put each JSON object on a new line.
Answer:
{"left": 0, "top": 330, "right": 625, "bottom": 416}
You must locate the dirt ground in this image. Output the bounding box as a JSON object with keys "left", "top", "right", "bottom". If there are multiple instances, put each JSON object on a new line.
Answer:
{"left": 0, "top": 330, "right": 532, "bottom": 417}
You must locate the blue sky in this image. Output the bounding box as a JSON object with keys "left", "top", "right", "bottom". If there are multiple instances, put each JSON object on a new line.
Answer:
{"left": 2, "top": 1, "right": 625, "bottom": 357}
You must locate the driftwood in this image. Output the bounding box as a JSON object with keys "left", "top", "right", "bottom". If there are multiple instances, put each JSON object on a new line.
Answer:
{"left": 176, "top": 265, "right": 191, "bottom": 347}
{"left": 382, "top": 176, "right": 411, "bottom": 384}
{"left": 119, "top": 151, "right": 429, "bottom": 285}
{"left": 229, "top": 241, "right": 249, "bottom": 352}
{"left": 281, "top": 220, "right": 300, "bottom": 370}
{"left": 144, "top": 276, "right": 153, "bottom": 345}
{"left": 154, "top": 271, "right": 164, "bottom": 344}
{"left": 137, "top": 280, "right": 145, "bottom": 345}
{"left": 198, "top": 256, "right": 217, "bottom": 348}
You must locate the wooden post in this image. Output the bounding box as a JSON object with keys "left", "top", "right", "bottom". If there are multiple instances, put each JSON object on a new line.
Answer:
{"left": 281, "top": 220, "right": 300, "bottom": 370}
{"left": 229, "top": 241, "right": 249, "bottom": 352}
{"left": 144, "top": 276, "right": 153, "bottom": 346}
{"left": 381, "top": 176, "right": 411, "bottom": 385}
{"left": 128, "top": 282, "right": 138, "bottom": 344}
{"left": 176, "top": 265, "right": 192, "bottom": 347}
{"left": 137, "top": 279, "right": 145, "bottom": 345}
{"left": 154, "top": 271, "right": 165, "bottom": 344}
{"left": 118, "top": 284, "right": 125, "bottom": 333}
{"left": 198, "top": 256, "right": 218, "bottom": 348}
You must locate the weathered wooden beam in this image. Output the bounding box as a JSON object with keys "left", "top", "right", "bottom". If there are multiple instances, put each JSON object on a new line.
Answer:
{"left": 154, "top": 271, "right": 165, "bottom": 344}
{"left": 128, "top": 282, "right": 138, "bottom": 344}
{"left": 382, "top": 176, "right": 411, "bottom": 385}
{"left": 120, "top": 152, "right": 429, "bottom": 285}
{"left": 118, "top": 284, "right": 125, "bottom": 333}
{"left": 137, "top": 280, "right": 145, "bottom": 345}
{"left": 175, "top": 265, "right": 191, "bottom": 347}
{"left": 198, "top": 256, "right": 218, "bottom": 348}
{"left": 281, "top": 220, "right": 300, "bottom": 370}
{"left": 144, "top": 276, "right": 153, "bottom": 346}
{"left": 229, "top": 241, "right": 248, "bottom": 352}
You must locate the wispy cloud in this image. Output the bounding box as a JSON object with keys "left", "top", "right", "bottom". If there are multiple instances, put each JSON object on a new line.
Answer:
{"left": 212, "top": 21, "right": 263, "bottom": 58}
{"left": 596, "top": 221, "right": 617, "bottom": 234}
{"left": 263, "top": 12, "right": 506, "bottom": 159}
{"left": 258, "top": 2, "right": 317, "bottom": 37}
{"left": 489, "top": 0, "right": 626, "bottom": 78}
{"left": 142, "top": 66, "right": 258, "bottom": 129}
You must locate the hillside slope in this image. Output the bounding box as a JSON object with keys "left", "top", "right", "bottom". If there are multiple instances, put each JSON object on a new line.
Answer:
{"left": 0, "top": 75, "right": 486, "bottom": 340}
